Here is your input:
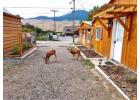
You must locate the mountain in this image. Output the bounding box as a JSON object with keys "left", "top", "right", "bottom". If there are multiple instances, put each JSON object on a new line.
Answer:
{"left": 28, "top": 10, "right": 88, "bottom": 21}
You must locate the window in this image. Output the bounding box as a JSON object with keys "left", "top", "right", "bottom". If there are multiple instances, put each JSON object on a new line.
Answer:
{"left": 95, "top": 27, "right": 102, "bottom": 40}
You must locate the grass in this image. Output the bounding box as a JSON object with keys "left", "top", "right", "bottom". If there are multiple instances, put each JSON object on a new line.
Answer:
{"left": 36, "top": 35, "right": 48, "bottom": 41}
{"left": 83, "top": 59, "right": 95, "bottom": 69}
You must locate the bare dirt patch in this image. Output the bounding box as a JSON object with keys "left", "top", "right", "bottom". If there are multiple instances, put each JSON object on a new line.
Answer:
{"left": 99, "top": 65, "right": 137, "bottom": 100}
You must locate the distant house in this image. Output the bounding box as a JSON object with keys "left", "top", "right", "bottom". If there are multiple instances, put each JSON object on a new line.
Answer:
{"left": 63, "top": 26, "right": 79, "bottom": 36}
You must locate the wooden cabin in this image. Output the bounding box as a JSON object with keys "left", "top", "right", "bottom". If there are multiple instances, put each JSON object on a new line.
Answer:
{"left": 3, "top": 12, "right": 23, "bottom": 57}
{"left": 78, "top": 21, "right": 92, "bottom": 48}
{"left": 91, "top": 0, "right": 137, "bottom": 71}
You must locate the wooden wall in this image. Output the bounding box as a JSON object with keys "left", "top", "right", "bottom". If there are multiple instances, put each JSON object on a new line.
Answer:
{"left": 79, "top": 23, "right": 92, "bottom": 48}
{"left": 121, "top": 12, "right": 137, "bottom": 71}
{"left": 91, "top": 19, "right": 112, "bottom": 58}
{"left": 78, "top": 29, "right": 84, "bottom": 45}
{"left": 109, "top": 0, "right": 137, "bottom": 71}
{"left": 3, "top": 13, "right": 22, "bottom": 56}
{"left": 90, "top": 0, "right": 137, "bottom": 71}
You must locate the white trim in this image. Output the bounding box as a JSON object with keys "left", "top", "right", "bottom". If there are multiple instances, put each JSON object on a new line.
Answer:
{"left": 20, "top": 47, "right": 37, "bottom": 59}
{"left": 76, "top": 45, "right": 131, "bottom": 100}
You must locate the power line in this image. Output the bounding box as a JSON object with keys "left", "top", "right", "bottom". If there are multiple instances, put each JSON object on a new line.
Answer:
{"left": 5, "top": 6, "right": 72, "bottom": 9}
{"left": 50, "top": 10, "right": 59, "bottom": 40}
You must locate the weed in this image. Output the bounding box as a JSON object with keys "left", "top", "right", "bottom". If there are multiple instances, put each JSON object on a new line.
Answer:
{"left": 23, "top": 42, "right": 31, "bottom": 51}
{"left": 83, "top": 59, "right": 95, "bottom": 69}
{"left": 11, "top": 44, "right": 20, "bottom": 55}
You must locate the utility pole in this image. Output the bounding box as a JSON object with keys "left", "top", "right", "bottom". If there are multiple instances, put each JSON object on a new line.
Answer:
{"left": 70, "top": 0, "right": 75, "bottom": 43}
{"left": 50, "top": 10, "right": 58, "bottom": 40}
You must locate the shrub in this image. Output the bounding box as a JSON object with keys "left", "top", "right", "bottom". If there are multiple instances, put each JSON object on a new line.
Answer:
{"left": 11, "top": 44, "right": 20, "bottom": 55}
{"left": 23, "top": 42, "right": 31, "bottom": 51}
{"left": 36, "top": 35, "right": 48, "bottom": 41}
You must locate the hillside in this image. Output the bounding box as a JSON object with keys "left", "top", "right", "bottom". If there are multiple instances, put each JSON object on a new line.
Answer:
{"left": 22, "top": 19, "right": 80, "bottom": 32}
{"left": 28, "top": 10, "right": 88, "bottom": 21}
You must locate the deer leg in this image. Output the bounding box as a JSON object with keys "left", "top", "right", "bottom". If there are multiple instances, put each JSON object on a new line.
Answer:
{"left": 72, "top": 54, "right": 75, "bottom": 60}
{"left": 77, "top": 54, "right": 80, "bottom": 60}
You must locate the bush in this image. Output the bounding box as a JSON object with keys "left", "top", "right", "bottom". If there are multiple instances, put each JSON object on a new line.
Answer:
{"left": 11, "top": 44, "right": 20, "bottom": 55}
{"left": 36, "top": 35, "right": 48, "bottom": 41}
{"left": 23, "top": 42, "right": 31, "bottom": 51}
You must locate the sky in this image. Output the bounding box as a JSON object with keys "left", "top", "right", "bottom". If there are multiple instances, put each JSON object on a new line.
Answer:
{"left": 3, "top": 0, "right": 110, "bottom": 18}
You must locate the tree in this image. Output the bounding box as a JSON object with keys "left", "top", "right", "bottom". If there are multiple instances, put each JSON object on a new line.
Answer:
{"left": 87, "top": 6, "right": 99, "bottom": 21}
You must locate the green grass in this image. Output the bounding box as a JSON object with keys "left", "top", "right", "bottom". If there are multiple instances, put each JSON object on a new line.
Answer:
{"left": 83, "top": 59, "right": 95, "bottom": 69}
{"left": 36, "top": 35, "right": 48, "bottom": 41}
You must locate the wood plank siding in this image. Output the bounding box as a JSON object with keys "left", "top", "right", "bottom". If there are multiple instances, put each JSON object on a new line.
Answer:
{"left": 78, "top": 22, "right": 92, "bottom": 48}
{"left": 121, "top": 12, "right": 137, "bottom": 71}
{"left": 3, "top": 12, "right": 22, "bottom": 56}
{"left": 90, "top": 0, "right": 137, "bottom": 71}
{"left": 92, "top": 19, "right": 112, "bottom": 58}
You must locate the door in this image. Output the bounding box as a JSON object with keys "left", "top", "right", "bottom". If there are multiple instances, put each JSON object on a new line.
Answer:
{"left": 110, "top": 17, "right": 125, "bottom": 62}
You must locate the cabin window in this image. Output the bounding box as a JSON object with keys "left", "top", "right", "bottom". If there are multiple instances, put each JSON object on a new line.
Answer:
{"left": 95, "top": 27, "right": 102, "bottom": 41}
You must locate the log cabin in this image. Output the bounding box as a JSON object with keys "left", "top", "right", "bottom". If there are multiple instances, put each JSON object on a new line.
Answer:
{"left": 91, "top": 0, "right": 137, "bottom": 71}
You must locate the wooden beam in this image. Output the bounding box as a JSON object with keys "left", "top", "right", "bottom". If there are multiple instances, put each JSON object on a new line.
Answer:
{"left": 97, "top": 18, "right": 108, "bottom": 32}
{"left": 128, "top": 14, "right": 133, "bottom": 41}
{"left": 92, "top": 4, "right": 136, "bottom": 19}
{"left": 112, "top": 13, "right": 129, "bottom": 32}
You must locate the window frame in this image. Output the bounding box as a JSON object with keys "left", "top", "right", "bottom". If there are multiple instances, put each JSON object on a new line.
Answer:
{"left": 94, "top": 26, "right": 103, "bottom": 41}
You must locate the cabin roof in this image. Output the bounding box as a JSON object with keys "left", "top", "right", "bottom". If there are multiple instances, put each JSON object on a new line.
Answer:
{"left": 3, "top": 12, "right": 21, "bottom": 19}
{"left": 109, "top": 0, "right": 115, "bottom": 4}
{"left": 82, "top": 21, "right": 92, "bottom": 26}
{"left": 92, "top": 4, "right": 137, "bottom": 19}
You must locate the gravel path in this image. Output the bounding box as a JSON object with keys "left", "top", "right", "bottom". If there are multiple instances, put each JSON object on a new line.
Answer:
{"left": 4, "top": 47, "right": 126, "bottom": 100}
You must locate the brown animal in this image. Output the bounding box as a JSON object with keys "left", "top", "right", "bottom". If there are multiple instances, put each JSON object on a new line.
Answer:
{"left": 67, "top": 47, "right": 82, "bottom": 59}
{"left": 43, "top": 49, "right": 57, "bottom": 64}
